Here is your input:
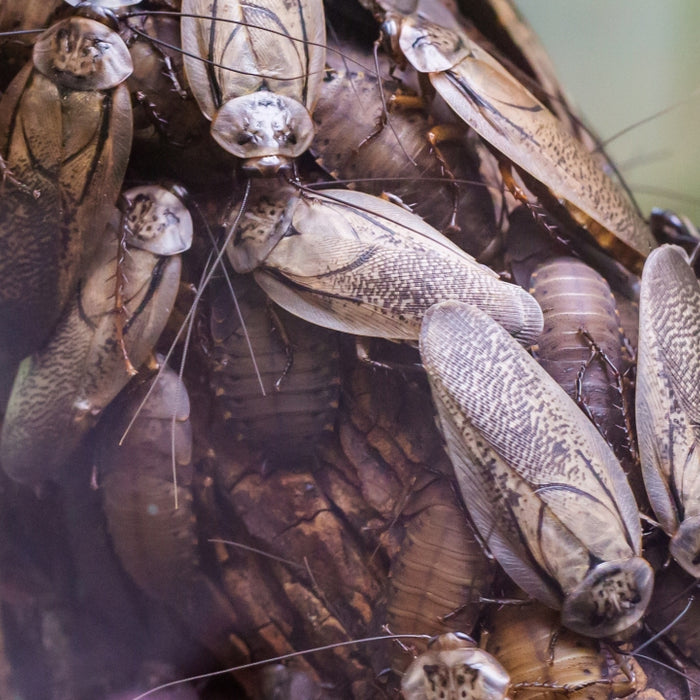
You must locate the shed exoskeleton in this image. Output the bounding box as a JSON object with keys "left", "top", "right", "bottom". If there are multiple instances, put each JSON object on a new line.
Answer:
{"left": 419, "top": 300, "right": 653, "bottom": 638}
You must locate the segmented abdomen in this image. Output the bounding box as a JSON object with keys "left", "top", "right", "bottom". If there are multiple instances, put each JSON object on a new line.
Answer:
{"left": 529, "top": 257, "right": 635, "bottom": 474}
{"left": 387, "top": 483, "right": 494, "bottom": 669}
{"left": 207, "top": 277, "right": 341, "bottom": 464}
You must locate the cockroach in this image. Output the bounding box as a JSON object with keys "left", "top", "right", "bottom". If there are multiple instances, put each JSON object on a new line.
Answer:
{"left": 206, "top": 274, "right": 341, "bottom": 465}
{"left": 226, "top": 183, "right": 543, "bottom": 345}
{"left": 310, "top": 34, "right": 496, "bottom": 257}
{"left": 485, "top": 601, "right": 615, "bottom": 700}
{"left": 528, "top": 257, "right": 640, "bottom": 501}
{"left": 0, "top": 184, "right": 192, "bottom": 486}
{"left": 180, "top": 0, "right": 326, "bottom": 175}
{"left": 0, "top": 9, "right": 133, "bottom": 372}
{"left": 636, "top": 244, "right": 700, "bottom": 578}
{"left": 387, "top": 485, "right": 496, "bottom": 671}
{"left": 419, "top": 300, "right": 653, "bottom": 638}
{"left": 98, "top": 362, "right": 249, "bottom": 665}
{"left": 359, "top": 2, "right": 655, "bottom": 273}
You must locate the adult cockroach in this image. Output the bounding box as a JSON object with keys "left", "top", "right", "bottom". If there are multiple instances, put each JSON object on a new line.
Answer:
{"left": 0, "top": 184, "right": 192, "bottom": 486}
{"left": 419, "top": 300, "right": 653, "bottom": 638}
{"left": 528, "top": 257, "right": 640, "bottom": 502}
{"left": 358, "top": 1, "right": 656, "bottom": 273}
{"left": 207, "top": 274, "right": 341, "bottom": 465}
{"left": 226, "top": 183, "right": 543, "bottom": 345}
{"left": 98, "top": 362, "right": 249, "bottom": 666}
{"left": 0, "top": 9, "right": 133, "bottom": 372}
{"left": 180, "top": 0, "right": 326, "bottom": 175}
{"left": 636, "top": 244, "right": 700, "bottom": 578}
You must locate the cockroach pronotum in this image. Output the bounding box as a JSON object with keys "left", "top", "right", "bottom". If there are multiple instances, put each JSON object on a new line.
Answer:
{"left": 0, "top": 185, "right": 191, "bottom": 486}
{"left": 401, "top": 632, "right": 511, "bottom": 700}
{"left": 419, "top": 300, "right": 653, "bottom": 638}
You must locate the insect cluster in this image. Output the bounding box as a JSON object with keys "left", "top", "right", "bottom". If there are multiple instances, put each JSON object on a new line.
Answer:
{"left": 0, "top": 1, "right": 698, "bottom": 699}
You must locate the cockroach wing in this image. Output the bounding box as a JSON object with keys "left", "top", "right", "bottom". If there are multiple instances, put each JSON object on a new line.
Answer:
{"left": 249, "top": 189, "right": 543, "bottom": 344}
{"left": 636, "top": 245, "right": 700, "bottom": 578}
{"left": 420, "top": 301, "right": 652, "bottom": 637}
{"left": 399, "top": 15, "right": 655, "bottom": 270}
{"left": 0, "top": 208, "right": 183, "bottom": 486}
{"left": 402, "top": 633, "right": 510, "bottom": 700}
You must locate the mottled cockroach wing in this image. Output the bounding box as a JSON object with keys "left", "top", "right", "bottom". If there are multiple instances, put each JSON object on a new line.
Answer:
{"left": 636, "top": 244, "right": 700, "bottom": 577}
{"left": 419, "top": 301, "right": 652, "bottom": 637}
{"left": 393, "top": 13, "right": 655, "bottom": 272}
{"left": 0, "top": 186, "right": 190, "bottom": 485}
{"left": 0, "top": 15, "right": 133, "bottom": 367}
{"left": 180, "top": 0, "right": 325, "bottom": 171}
{"left": 227, "top": 185, "right": 543, "bottom": 345}
{"left": 402, "top": 633, "right": 510, "bottom": 700}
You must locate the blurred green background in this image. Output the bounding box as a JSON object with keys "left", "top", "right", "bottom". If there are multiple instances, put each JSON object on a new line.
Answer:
{"left": 512, "top": 1, "right": 700, "bottom": 226}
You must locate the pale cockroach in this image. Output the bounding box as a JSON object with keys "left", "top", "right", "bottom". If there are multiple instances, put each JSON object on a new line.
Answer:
{"left": 179, "top": 0, "right": 326, "bottom": 175}
{"left": 528, "top": 257, "right": 640, "bottom": 502}
{"left": 419, "top": 300, "right": 653, "bottom": 638}
{"left": 386, "top": 481, "right": 496, "bottom": 672}
{"left": 206, "top": 273, "right": 341, "bottom": 465}
{"left": 0, "top": 184, "right": 192, "bottom": 486}
{"left": 97, "top": 362, "right": 250, "bottom": 666}
{"left": 636, "top": 244, "right": 700, "bottom": 578}
{"left": 358, "top": 1, "right": 656, "bottom": 273}
{"left": 0, "top": 9, "right": 133, "bottom": 373}
{"left": 401, "top": 632, "right": 511, "bottom": 700}
{"left": 226, "top": 183, "right": 543, "bottom": 345}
